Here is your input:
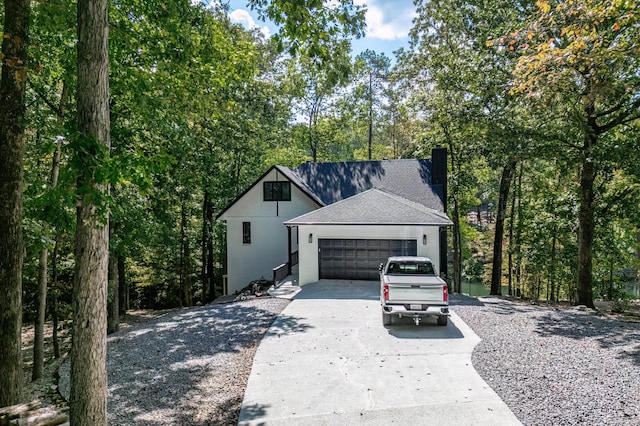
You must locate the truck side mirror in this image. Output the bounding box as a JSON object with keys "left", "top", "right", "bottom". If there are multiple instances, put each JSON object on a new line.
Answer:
{"left": 379, "top": 263, "right": 384, "bottom": 272}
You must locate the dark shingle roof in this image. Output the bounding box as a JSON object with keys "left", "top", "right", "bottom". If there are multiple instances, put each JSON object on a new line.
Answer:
{"left": 284, "top": 189, "right": 452, "bottom": 226}
{"left": 288, "top": 159, "right": 445, "bottom": 211}
{"left": 217, "top": 157, "right": 446, "bottom": 221}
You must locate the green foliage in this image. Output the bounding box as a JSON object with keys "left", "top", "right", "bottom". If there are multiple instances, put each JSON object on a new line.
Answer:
{"left": 463, "top": 259, "right": 485, "bottom": 283}
{"left": 248, "top": 0, "right": 365, "bottom": 61}
{"left": 394, "top": 0, "right": 640, "bottom": 302}
{"left": 15, "top": 0, "right": 640, "bottom": 318}
{"left": 263, "top": 146, "right": 311, "bottom": 168}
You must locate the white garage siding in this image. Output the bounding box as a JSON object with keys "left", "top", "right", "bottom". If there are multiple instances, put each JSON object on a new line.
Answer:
{"left": 296, "top": 224, "right": 442, "bottom": 286}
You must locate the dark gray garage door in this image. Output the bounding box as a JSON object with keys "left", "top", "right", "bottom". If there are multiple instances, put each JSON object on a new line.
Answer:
{"left": 318, "top": 239, "right": 417, "bottom": 281}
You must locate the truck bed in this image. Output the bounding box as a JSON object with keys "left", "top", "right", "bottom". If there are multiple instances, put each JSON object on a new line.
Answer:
{"left": 380, "top": 256, "right": 449, "bottom": 326}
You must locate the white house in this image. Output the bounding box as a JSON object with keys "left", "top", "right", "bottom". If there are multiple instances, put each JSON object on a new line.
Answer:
{"left": 216, "top": 147, "right": 452, "bottom": 294}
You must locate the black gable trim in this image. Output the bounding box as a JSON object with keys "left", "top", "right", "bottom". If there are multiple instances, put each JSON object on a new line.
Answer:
{"left": 215, "top": 165, "right": 277, "bottom": 220}
{"left": 216, "top": 166, "right": 323, "bottom": 220}
{"left": 272, "top": 166, "right": 325, "bottom": 206}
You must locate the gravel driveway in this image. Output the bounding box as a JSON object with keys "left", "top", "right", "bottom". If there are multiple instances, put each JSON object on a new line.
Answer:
{"left": 59, "top": 292, "right": 639, "bottom": 425}
{"left": 451, "top": 295, "right": 640, "bottom": 425}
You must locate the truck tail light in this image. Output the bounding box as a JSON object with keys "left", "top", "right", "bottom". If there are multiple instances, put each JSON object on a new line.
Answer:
{"left": 443, "top": 285, "right": 448, "bottom": 303}
{"left": 383, "top": 284, "right": 389, "bottom": 301}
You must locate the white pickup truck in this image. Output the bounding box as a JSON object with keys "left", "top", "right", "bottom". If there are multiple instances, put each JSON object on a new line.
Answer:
{"left": 380, "top": 256, "right": 449, "bottom": 326}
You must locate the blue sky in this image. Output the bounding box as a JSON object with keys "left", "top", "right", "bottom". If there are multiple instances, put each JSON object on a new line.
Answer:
{"left": 225, "top": 0, "right": 416, "bottom": 62}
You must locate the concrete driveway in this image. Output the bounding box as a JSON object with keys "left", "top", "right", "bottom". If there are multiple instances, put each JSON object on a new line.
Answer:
{"left": 239, "top": 280, "right": 521, "bottom": 425}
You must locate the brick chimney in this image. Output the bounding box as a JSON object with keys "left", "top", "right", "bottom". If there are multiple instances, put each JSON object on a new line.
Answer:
{"left": 431, "top": 146, "right": 447, "bottom": 212}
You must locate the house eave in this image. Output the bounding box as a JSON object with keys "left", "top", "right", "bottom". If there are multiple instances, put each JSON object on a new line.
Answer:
{"left": 284, "top": 221, "right": 453, "bottom": 227}
{"left": 216, "top": 165, "right": 323, "bottom": 221}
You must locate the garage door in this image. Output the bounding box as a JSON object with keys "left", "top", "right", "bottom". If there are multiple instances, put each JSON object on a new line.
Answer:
{"left": 318, "top": 239, "right": 417, "bottom": 281}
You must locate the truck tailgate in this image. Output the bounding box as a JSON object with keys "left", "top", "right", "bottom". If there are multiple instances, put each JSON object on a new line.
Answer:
{"left": 386, "top": 276, "right": 446, "bottom": 304}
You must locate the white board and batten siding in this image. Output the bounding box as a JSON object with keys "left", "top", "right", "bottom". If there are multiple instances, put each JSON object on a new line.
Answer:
{"left": 218, "top": 169, "right": 318, "bottom": 294}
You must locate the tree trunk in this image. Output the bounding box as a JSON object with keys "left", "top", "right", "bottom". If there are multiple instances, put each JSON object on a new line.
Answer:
{"left": 179, "top": 200, "right": 186, "bottom": 307}
{"left": 201, "top": 190, "right": 209, "bottom": 302}
{"left": 507, "top": 164, "right": 519, "bottom": 297}
{"left": 180, "top": 200, "right": 193, "bottom": 307}
{"left": 308, "top": 113, "right": 318, "bottom": 162}
{"left": 514, "top": 163, "right": 524, "bottom": 297}
{"left": 550, "top": 230, "right": 557, "bottom": 302}
{"left": 202, "top": 189, "right": 216, "bottom": 302}
{"left": 107, "top": 222, "right": 119, "bottom": 334}
{"left": 608, "top": 253, "right": 614, "bottom": 300}
{"left": 576, "top": 134, "right": 596, "bottom": 308}
{"left": 490, "top": 158, "right": 518, "bottom": 295}
{"left": 70, "top": 205, "right": 109, "bottom": 425}
{"left": 70, "top": 0, "right": 110, "bottom": 423}
{"left": 368, "top": 71, "right": 373, "bottom": 160}
{"left": 183, "top": 239, "right": 193, "bottom": 307}
{"left": 0, "top": 0, "right": 30, "bottom": 406}
{"left": 32, "top": 248, "right": 48, "bottom": 381}
{"left": 118, "top": 255, "right": 128, "bottom": 313}
{"left": 207, "top": 221, "right": 215, "bottom": 301}
{"left": 33, "top": 101, "right": 65, "bottom": 380}
{"left": 51, "top": 234, "right": 61, "bottom": 359}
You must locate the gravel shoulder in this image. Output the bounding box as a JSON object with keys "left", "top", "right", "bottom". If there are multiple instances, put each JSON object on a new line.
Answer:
{"left": 51, "top": 293, "right": 639, "bottom": 425}
{"left": 450, "top": 294, "right": 640, "bottom": 425}
{"left": 58, "top": 297, "right": 289, "bottom": 425}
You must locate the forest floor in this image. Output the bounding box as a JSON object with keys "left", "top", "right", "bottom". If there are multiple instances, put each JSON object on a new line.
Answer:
{"left": 20, "top": 308, "right": 179, "bottom": 415}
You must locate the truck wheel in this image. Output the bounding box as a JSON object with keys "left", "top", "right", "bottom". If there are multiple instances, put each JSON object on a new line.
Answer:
{"left": 437, "top": 316, "right": 448, "bottom": 326}
{"left": 382, "top": 312, "right": 392, "bottom": 326}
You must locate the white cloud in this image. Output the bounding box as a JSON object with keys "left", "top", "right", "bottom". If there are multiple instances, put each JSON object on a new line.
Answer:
{"left": 229, "top": 9, "right": 271, "bottom": 39}
{"left": 355, "top": 0, "right": 415, "bottom": 41}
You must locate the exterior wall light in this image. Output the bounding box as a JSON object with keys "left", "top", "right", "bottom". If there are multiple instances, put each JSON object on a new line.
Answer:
{"left": 422, "top": 234, "right": 427, "bottom": 245}
{"left": 309, "top": 233, "right": 313, "bottom": 243}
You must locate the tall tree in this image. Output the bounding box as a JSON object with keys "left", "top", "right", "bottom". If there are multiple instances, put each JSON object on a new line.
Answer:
{"left": 401, "top": 0, "right": 537, "bottom": 295}
{"left": 69, "top": 0, "right": 110, "bottom": 423}
{"left": 507, "top": 0, "right": 640, "bottom": 307}
{"left": 354, "top": 50, "right": 390, "bottom": 160}
{"left": 490, "top": 157, "right": 518, "bottom": 294}
{"left": 32, "top": 78, "right": 69, "bottom": 381}
{"left": 0, "top": 0, "right": 30, "bottom": 406}
{"left": 382, "top": 78, "right": 415, "bottom": 159}
{"left": 107, "top": 220, "right": 119, "bottom": 334}
{"left": 287, "top": 46, "right": 353, "bottom": 162}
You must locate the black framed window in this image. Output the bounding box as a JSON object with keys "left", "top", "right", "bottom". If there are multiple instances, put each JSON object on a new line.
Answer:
{"left": 242, "top": 222, "right": 251, "bottom": 244}
{"left": 264, "top": 181, "right": 291, "bottom": 201}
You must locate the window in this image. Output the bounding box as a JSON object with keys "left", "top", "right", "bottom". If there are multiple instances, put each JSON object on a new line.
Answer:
{"left": 387, "top": 261, "right": 435, "bottom": 275}
{"left": 242, "top": 222, "right": 251, "bottom": 244}
{"left": 264, "top": 181, "right": 291, "bottom": 201}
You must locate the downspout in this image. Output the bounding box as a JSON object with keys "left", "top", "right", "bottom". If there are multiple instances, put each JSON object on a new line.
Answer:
{"left": 287, "top": 226, "right": 292, "bottom": 275}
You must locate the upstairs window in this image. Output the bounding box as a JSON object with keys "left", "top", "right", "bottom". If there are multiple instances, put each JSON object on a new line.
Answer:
{"left": 243, "top": 222, "right": 251, "bottom": 244}
{"left": 264, "top": 181, "right": 291, "bottom": 201}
